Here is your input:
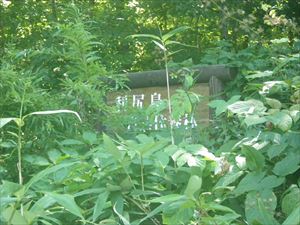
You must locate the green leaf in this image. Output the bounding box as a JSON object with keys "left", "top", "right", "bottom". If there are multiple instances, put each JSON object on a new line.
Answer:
{"left": 1, "top": 180, "right": 23, "bottom": 196}
{"left": 276, "top": 112, "right": 293, "bottom": 131}
{"left": 209, "top": 95, "right": 241, "bottom": 116}
{"left": 256, "top": 197, "right": 279, "bottom": 225}
{"left": 164, "top": 40, "right": 196, "bottom": 48}
{"left": 30, "top": 195, "right": 56, "bottom": 213}
{"left": 167, "top": 49, "right": 184, "bottom": 57}
{"left": 214, "top": 171, "right": 244, "bottom": 188}
{"left": 154, "top": 151, "right": 169, "bottom": 168}
{"left": 1, "top": 206, "right": 27, "bottom": 225}
{"left": 47, "top": 149, "right": 62, "bottom": 164}
{"left": 273, "top": 153, "right": 300, "bottom": 176}
{"left": 139, "top": 139, "right": 168, "bottom": 156}
{"left": 245, "top": 190, "right": 279, "bottom": 225}
{"left": 82, "top": 131, "right": 97, "bottom": 145}
{"left": 120, "top": 177, "right": 132, "bottom": 191}
{"left": 39, "top": 215, "right": 63, "bottom": 225}
{"left": 183, "top": 75, "right": 194, "bottom": 90}
{"left": 0, "top": 196, "right": 16, "bottom": 209}
{"left": 267, "top": 111, "right": 293, "bottom": 132}
{"left": 162, "top": 26, "right": 190, "bottom": 42}
{"left": 261, "top": 81, "right": 289, "bottom": 95}
{"left": 228, "top": 99, "right": 266, "bottom": 115}
{"left": 282, "top": 206, "right": 300, "bottom": 225}
{"left": 103, "top": 133, "right": 122, "bottom": 161}
{"left": 172, "top": 150, "right": 189, "bottom": 167}
{"left": 207, "top": 202, "right": 240, "bottom": 215}
{"left": 25, "top": 109, "right": 82, "bottom": 122}
{"left": 24, "top": 154, "right": 50, "bottom": 166}
{"left": 136, "top": 133, "right": 153, "bottom": 144}
{"left": 246, "top": 70, "right": 273, "bottom": 80}
{"left": 267, "top": 143, "right": 288, "bottom": 159}
{"left": 139, "top": 202, "right": 170, "bottom": 224}
{"left": 211, "top": 96, "right": 227, "bottom": 110}
{"left": 93, "top": 191, "right": 109, "bottom": 222}
{"left": 211, "top": 213, "right": 241, "bottom": 224}
{"left": 135, "top": 135, "right": 168, "bottom": 156}
{"left": 208, "top": 100, "right": 227, "bottom": 116}
{"left": 288, "top": 131, "right": 300, "bottom": 148}
{"left": 265, "top": 98, "right": 282, "bottom": 109}
{"left": 152, "top": 40, "right": 166, "bottom": 51}
{"left": 232, "top": 174, "right": 283, "bottom": 197}
{"left": 0, "top": 118, "right": 17, "bottom": 128}
{"left": 149, "top": 194, "right": 185, "bottom": 203}
{"left": 282, "top": 186, "right": 300, "bottom": 215}
{"left": 233, "top": 172, "right": 265, "bottom": 196}
{"left": 257, "top": 175, "right": 285, "bottom": 189}
{"left": 184, "top": 175, "right": 202, "bottom": 198}
{"left": 60, "top": 139, "right": 84, "bottom": 145}
{"left": 227, "top": 95, "right": 242, "bottom": 104}
{"left": 244, "top": 115, "right": 267, "bottom": 127}
{"left": 14, "top": 118, "right": 24, "bottom": 127}
{"left": 289, "top": 110, "right": 300, "bottom": 123}
{"left": 25, "top": 161, "right": 78, "bottom": 193}
{"left": 106, "top": 184, "right": 122, "bottom": 192}
{"left": 242, "top": 146, "right": 265, "bottom": 171}
{"left": 46, "top": 192, "right": 83, "bottom": 219}
{"left": 113, "top": 203, "right": 130, "bottom": 225}
{"left": 61, "top": 148, "right": 79, "bottom": 157}
{"left": 74, "top": 188, "right": 105, "bottom": 197}
{"left": 129, "top": 34, "right": 161, "bottom": 41}
{"left": 0, "top": 141, "right": 15, "bottom": 148}
{"left": 162, "top": 203, "right": 194, "bottom": 225}
{"left": 216, "top": 140, "right": 239, "bottom": 154}
{"left": 290, "top": 104, "right": 300, "bottom": 111}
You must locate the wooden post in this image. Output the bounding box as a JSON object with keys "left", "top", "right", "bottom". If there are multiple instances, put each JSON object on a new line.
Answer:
{"left": 209, "top": 76, "right": 225, "bottom": 119}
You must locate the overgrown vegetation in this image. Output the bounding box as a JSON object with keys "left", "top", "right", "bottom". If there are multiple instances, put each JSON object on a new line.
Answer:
{"left": 1, "top": 0, "right": 299, "bottom": 225}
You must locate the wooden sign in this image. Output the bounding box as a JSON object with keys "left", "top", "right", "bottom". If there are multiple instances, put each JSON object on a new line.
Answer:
{"left": 107, "top": 65, "right": 237, "bottom": 130}
{"left": 107, "top": 83, "right": 210, "bottom": 130}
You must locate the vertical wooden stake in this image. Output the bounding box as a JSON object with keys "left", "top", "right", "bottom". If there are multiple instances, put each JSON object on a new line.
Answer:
{"left": 209, "top": 76, "right": 225, "bottom": 120}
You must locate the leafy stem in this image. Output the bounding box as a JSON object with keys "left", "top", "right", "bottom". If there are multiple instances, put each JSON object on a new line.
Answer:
{"left": 8, "top": 87, "right": 26, "bottom": 223}
{"left": 130, "top": 26, "right": 190, "bottom": 144}
{"left": 17, "top": 89, "right": 25, "bottom": 186}
{"left": 125, "top": 196, "right": 161, "bottom": 225}
{"left": 15, "top": 87, "right": 26, "bottom": 218}
{"left": 163, "top": 44, "right": 175, "bottom": 145}
{"left": 140, "top": 154, "right": 144, "bottom": 192}
{"left": 1, "top": 108, "right": 82, "bottom": 223}
{"left": 7, "top": 201, "right": 20, "bottom": 225}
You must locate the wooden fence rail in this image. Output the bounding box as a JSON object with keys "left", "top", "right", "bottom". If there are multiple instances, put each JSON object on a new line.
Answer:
{"left": 124, "top": 65, "right": 237, "bottom": 89}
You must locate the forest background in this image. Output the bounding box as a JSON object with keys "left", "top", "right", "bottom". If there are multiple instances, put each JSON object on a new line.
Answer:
{"left": 0, "top": 0, "right": 300, "bottom": 225}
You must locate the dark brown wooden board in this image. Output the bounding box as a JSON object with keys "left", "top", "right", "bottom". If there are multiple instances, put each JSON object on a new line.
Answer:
{"left": 122, "top": 65, "right": 237, "bottom": 88}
